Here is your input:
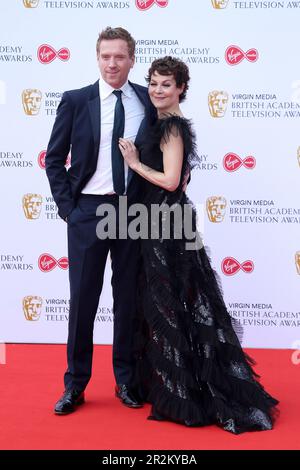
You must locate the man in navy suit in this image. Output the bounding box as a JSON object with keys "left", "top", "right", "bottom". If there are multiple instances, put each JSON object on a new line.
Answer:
{"left": 46, "top": 27, "right": 154, "bottom": 414}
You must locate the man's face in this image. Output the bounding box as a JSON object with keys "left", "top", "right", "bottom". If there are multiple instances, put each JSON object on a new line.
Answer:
{"left": 97, "top": 39, "right": 134, "bottom": 89}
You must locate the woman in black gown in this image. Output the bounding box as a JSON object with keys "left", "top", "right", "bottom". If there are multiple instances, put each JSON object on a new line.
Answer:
{"left": 118, "top": 56, "right": 278, "bottom": 434}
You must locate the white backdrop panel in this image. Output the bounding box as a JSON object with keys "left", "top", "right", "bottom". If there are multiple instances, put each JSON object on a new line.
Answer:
{"left": 0, "top": 0, "right": 299, "bottom": 347}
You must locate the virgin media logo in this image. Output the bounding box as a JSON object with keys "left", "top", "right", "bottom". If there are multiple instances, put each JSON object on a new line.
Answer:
{"left": 38, "top": 150, "right": 71, "bottom": 169}
{"left": 38, "top": 253, "right": 68, "bottom": 272}
{"left": 221, "top": 257, "right": 254, "bottom": 276}
{"left": 38, "top": 150, "right": 47, "bottom": 169}
{"left": 135, "top": 0, "right": 168, "bottom": 11}
{"left": 37, "top": 44, "right": 70, "bottom": 64}
{"left": 223, "top": 153, "right": 256, "bottom": 172}
{"left": 225, "top": 45, "right": 258, "bottom": 66}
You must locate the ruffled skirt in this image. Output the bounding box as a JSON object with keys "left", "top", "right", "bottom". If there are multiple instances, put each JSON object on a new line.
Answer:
{"left": 135, "top": 193, "right": 279, "bottom": 434}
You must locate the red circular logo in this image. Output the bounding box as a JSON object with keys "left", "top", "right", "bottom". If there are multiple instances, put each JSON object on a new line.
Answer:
{"left": 37, "top": 44, "right": 70, "bottom": 64}
{"left": 38, "top": 151, "right": 71, "bottom": 169}
{"left": 223, "top": 153, "right": 256, "bottom": 172}
{"left": 221, "top": 257, "right": 254, "bottom": 276}
{"left": 135, "top": 0, "right": 168, "bottom": 10}
{"left": 38, "top": 150, "right": 47, "bottom": 169}
{"left": 38, "top": 254, "right": 69, "bottom": 272}
{"left": 225, "top": 45, "right": 258, "bottom": 66}
{"left": 65, "top": 154, "right": 71, "bottom": 168}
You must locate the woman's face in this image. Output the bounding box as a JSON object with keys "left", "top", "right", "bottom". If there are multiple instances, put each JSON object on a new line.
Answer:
{"left": 148, "top": 71, "right": 184, "bottom": 114}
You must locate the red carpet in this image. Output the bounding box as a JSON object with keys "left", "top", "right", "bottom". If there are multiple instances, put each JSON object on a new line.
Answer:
{"left": 0, "top": 345, "right": 299, "bottom": 450}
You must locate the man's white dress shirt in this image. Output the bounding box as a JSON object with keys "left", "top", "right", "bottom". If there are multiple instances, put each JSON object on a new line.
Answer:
{"left": 82, "top": 78, "right": 145, "bottom": 195}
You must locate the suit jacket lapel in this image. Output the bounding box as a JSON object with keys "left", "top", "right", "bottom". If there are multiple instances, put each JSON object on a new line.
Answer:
{"left": 87, "top": 80, "right": 153, "bottom": 191}
{"left": 88, "top": 80, "right": 101, "bottom": 157}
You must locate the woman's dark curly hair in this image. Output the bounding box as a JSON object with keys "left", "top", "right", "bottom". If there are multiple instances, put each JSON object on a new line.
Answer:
{"left": 146, "top": 56, "right": 190, "bottom": 103}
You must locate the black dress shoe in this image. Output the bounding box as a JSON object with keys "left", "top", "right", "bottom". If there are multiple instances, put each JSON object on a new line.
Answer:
{"left": 115, "top": 384, "right": 143, "bottom": 408}
{"left": 54, "top": 389, "right": 85, "bottom": 415}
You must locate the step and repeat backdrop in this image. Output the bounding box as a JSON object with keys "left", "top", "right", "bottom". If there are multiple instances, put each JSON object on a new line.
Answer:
{"left": 0, "top": 0, "right": 299, "bottom": 348}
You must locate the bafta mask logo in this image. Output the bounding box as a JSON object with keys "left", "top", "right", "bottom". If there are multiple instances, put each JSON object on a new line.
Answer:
{"left": 297, "top": 147, "right": 300, "bottom": 167}
{"left": 223, "top": 152, "right": 256, "bottom": 172}
{"left": 22, "top": 193, "right": 43, "bottom": 219}
{"left": 206, "top": 196, "right": 227, "bottom": 222}
{"left": 208, "top": 90, "right": 228, "bottom": 117}
{"left": 136, "top": 0, "right": 168, "bottom": 10}
{"left": 23, "top": 0, "right": 40, "bottom": 7}
{"left": 295, "top": 251, "right": 300, "bottom": 275}
{"left": 22, "top": 89, "right": 42, "bottom": 115}
{"left": 225, "top": 45, "right": 259, "bottom": 66}
{"left": 222, "top": 257, "right": 254, "bottom": 276}
{"left": 211, "top": 0, "right": 229, "bottom": 8}
{"left": 23, "top": 296, "right": 43, "bottom": 321}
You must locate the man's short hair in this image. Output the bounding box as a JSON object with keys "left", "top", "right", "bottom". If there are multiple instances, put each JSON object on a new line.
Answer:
{"left": 96, "top": 27, "right": 136, "bottom": 58}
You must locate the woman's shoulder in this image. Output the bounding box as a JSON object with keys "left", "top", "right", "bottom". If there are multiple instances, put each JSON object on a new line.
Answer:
{"left": 158, "top": 113, "right": 192, "bottom": 130}
{"left": 159, "top": 114, "right": 199, "bottom": 168}
{"left": 157, "top": 114, "right": 195, "bottom": 146}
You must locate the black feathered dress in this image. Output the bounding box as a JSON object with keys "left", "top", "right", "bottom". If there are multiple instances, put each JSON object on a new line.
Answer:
{"left": 134, "top": 115, "right": 279, "bottom": 434}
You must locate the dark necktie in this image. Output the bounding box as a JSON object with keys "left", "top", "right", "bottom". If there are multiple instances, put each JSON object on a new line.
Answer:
{"left": 111, "top": 90, "right": 125, "bottom": 195}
